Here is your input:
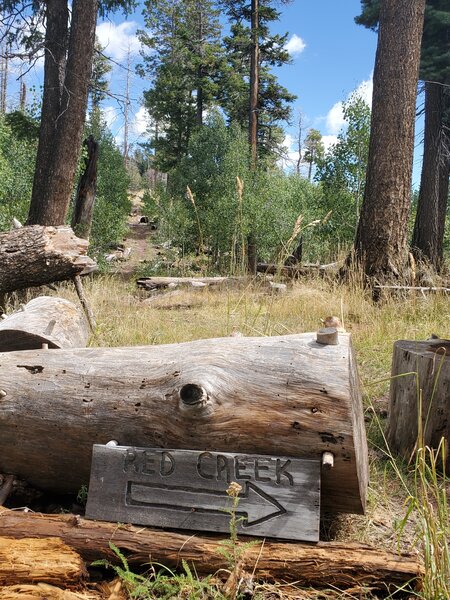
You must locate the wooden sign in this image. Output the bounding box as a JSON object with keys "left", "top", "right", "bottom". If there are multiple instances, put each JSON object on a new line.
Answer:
{"left": 85, "top": 445, "right": 320, "bottom": 542}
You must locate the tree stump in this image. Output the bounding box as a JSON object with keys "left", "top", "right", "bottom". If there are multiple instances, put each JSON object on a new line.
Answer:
{"left": 387, "top": 339, "right": 450, "bottom": 470}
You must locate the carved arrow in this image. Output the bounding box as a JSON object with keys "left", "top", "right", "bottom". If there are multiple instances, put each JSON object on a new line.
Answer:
{"left": 126, "top": 481, "right": 286, "bottom": 526}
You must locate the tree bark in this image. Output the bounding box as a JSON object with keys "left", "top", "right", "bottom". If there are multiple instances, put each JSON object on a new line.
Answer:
{"left": 387, "top": 338, "right": 450, "bottom": 471}
{"left": 0, "top": 537, "right": 86, "bottom": 587}
{"left": 27, "top": 0, "right": 98, "bottom": 226}
{"left": 412, "top": 82, "right": 447, "bottom": 270}
{"left": 249, "top": 0, "right": 259, "bottom": 167}
{"left": 353, "top": 0, "right": 426, "bottom": 280}
{"left": 0, "top": 297, "right": 89, "bottom": 352}
{"left": 72, "top": 136, "right": 99, "bottom": 241}
{"left": 0, "top": 509, "right": 423, "bottom": 591}
{"left": 0, "top": 333, "right": 368, "bottom": 514}
{"left": 0, "top": 226, "right": 96, "bottom": 294}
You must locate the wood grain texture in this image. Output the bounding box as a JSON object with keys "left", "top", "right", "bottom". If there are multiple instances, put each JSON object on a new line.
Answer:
{"left": 0, "top": 226, "right": 96, "bottom": 294}
{"left": 0, "top": 509, "right": 423, "bottom": 591}
{"left": 0, "top": 586, "right": 102, "bottom": 600}
{"left": 387, "top": 339, "right": 449, "bottom": 470}
{"left": 0, "top": 333, "right": 368, "bottom": 513}
{"left": 0, "top": 537, "right": 86, "bottom": 586}
{"left": 0, "top": 296, "right": 89, "bottom": 351}
{"left": 85, "top": 446, "right": 320, "bottom": 541}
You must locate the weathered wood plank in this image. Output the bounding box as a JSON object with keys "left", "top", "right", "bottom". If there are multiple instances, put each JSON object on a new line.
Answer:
{"left": 0, "top": 509, "right": 424, "bottom": 591}
{"left": 0, "top": 333, "right": 368, "bottom": 514}
{"left": 86, "top": 446, "right": 320, "bottom": 542}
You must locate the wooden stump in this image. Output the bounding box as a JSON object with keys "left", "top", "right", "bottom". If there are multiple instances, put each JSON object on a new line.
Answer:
{"left": 387, "top": 339, "right": 450, "bottom": 470}
{"left": 0, "top": 333, "right": 368, "bottom": 514}
{"left": 0, "top": 297, "right": 89, "bottom": 352}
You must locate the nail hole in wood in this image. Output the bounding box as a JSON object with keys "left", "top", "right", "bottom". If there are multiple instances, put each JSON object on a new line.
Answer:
{"left": 179, "top": 383, "right": 206, "bottom": 406}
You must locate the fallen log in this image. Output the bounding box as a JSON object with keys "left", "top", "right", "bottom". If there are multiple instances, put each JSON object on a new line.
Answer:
{"left": 0, "top": 509, "right": 423, "bottom": 591}
{"left": 0, "top": 333, "right": 368, "bottom": 514}
{"left": 0, "top": 585, "right": 102, "bottom": 600}
{"left": 0, "top": 226, "right": 97, "bottom": 295}
{"left": 0, "top": 296, "right": 89, "bottom": 352}
{"left": 0, "top": 537, "right": 86, "bottom": 587}
{"left": 375, "top": 285, "right": 450, "bottom": 294}
{"left": 387, "top": 339, "right": 450, "bottom": 470}
{"left": 256, "top": 262, "right": 338, "bottom": 277}
{"left": 137, "top": 276, "right": 232, "bottom": 291}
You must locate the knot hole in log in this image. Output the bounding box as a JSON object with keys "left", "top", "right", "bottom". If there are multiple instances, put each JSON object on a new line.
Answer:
{"left": 178, "top": 383, "right": 212, "bottom": 415}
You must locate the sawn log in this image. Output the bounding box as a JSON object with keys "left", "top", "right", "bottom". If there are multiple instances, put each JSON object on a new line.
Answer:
{"left": 0, "top": 509, "right": 423, "bottom": 591}
{"left": 0, "top": 226, "right": 96, "bottom": 294}
{"left": 0, "top": 332, "right": 368, "bottom": 514}
{"left": 0, "top": 296, "right": 89, "bottom": 352}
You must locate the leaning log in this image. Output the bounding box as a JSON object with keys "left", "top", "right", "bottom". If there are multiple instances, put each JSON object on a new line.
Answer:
{"left": 0, "top": 333, "right": 368, "bottom": 514}
{"left": 0, "top": 537, "right": 86, "bottom": 586}
{"left": 0, "top": 226, "right": 96, "bottom": 294}
{"left": 387, "top": 339, "right": 450, "bottom": 470}
{"left": 0, "top": 509, "right": 423, "bottom": 591}
{"left": 0, "top": 297, "right": 89, "bottom": 352}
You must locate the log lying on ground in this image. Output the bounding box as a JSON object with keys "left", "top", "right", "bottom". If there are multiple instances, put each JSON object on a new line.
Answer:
{"left": 0, "top": 297, "right": 89, "bottom": 351}
{"left": 0, "top": 585, "right": 102, "bottom": 600}
{"left": 0, "top": 226, "right": 97, "bottom": 295}
{"left": 0, "top": 537, "right": 86, "bottom": 586}
{"left": 387, "top": 339, "right": 450, "bottom": 470}
{"left": 256, "top": 262, "right": 338, "bottom": 277}
{"left": 137, "top": 276, "right": 233, "bottom": 291}
{"left": 0, "top": 509, "right": 423, "bottom": 591}
{"left": 0, "top": 333, "right": 368, "bottom": 514}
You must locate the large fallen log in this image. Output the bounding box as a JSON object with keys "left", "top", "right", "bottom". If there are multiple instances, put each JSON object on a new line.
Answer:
{"left": 0, "top": 509, "right": 423, "bottom": 591}
{"left": 387, "top": 338, "right": 450, "bottom": 470}
{"left": 0, "top": 333, "right": 368, "bottom": 514}
{"left": 0, "top": 537, "right": 86, "bottom": 586}
{"left": 0, "top": 585, "right": 103, "bottom": 600}
{"left": 0, "top": 226, "right": 96, "bottom": 295}
{"left": 0, "top": 296, "right": 89, "bottom": 352}
{"left": 256, "top": 262, "right": 338, "bottom": 277}
{"left": 137, "top": 276, "right": 232, "bottom": 290}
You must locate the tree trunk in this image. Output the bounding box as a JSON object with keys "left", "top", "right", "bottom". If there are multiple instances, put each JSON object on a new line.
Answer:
{"left": 412, "top": 82, "right": 447, "bottom": 270}
{"left": 0, "top": 296, "right": 89, "bottom": 352}
{"left": 353, "top": 0, "right": 426, "bottom": 280}
{"left": 27, "top": 0, "right": 98, "bottom": 226}
{"left": 0, "top": 226, "right": 96, "bottom": 294}
{"left": 0, "top": 537, "right": 86, "bottom": 587}
{"left": 387, "top": 338, "right": 450, "bottom": 471}
{"left": 249, "top": 0, "right": 259, "bottom": 167}
{"left": 71, "top": 136, "right": 99, "bottom": 240}
{"left": 0, "top": 509, "right": 423, "bottom": 591}
{"left": 0, "top": 333, "right": 368, "bottom": 514}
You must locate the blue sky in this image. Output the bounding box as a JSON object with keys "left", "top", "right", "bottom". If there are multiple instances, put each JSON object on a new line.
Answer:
{"left": 11, "top": 1, "right": 423, "bottom": 185}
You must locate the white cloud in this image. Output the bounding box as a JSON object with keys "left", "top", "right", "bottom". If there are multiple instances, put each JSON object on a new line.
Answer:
{"left": 285, "top": 34, "right": 306, "bottom": 57}
{"left": 96, "top": 21, "right": 141, "bottom": 61}
{"left": 132, "top": 105, "right": 150, "bottom": 136}
{"left": 325, "top": 74, "right": 373, "bottom": 135}
{"left": 321, "top": 135, "right": 339, "bottom": 153}
{"left": 326, "top": 102, "right": 345, "bottom": 135}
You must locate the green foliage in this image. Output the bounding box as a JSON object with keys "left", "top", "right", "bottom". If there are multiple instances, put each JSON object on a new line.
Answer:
{"left": 0, "top": 115, "right": 36, "bottom": 231}
{"left": 93, "top": 542, "right": 222, "bottom": 599}
{"left": 315, "top": 94, "right": 371, "bottom": 249}
{"left": 145, "top": 111, "right": 325, "bottom": 270}
{"left": 303, "top": 128, "right": 324, "bottom": 181}
{"left": 85, "top": 113, "right": 131, "bottom": 258}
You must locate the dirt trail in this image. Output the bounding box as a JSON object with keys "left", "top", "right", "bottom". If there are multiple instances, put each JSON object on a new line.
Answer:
{"left": 115, "top": 190, "right": 156, "bottom": 279}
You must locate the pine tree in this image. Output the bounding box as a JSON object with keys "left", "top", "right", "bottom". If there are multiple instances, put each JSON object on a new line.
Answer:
{"left": 138, "top": 0, "right": 223, "bottom": 172}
